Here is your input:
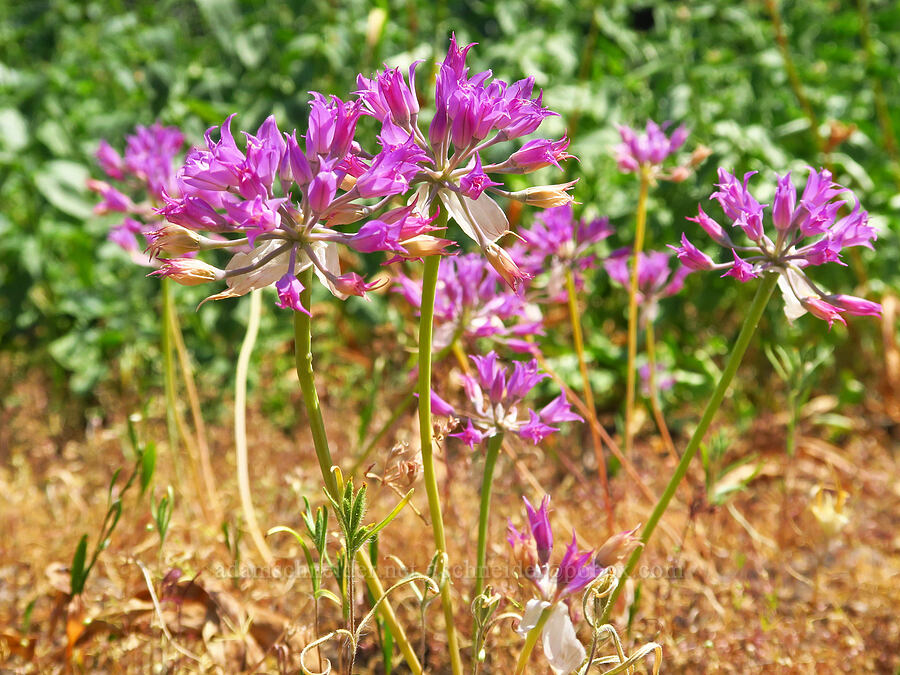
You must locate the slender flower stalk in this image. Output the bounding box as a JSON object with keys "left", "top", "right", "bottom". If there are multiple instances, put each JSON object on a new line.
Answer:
{"left": 474, "top": 432, "right": 504, "bottom": 597}
{"left": 292, "top": 266, "right": 423, "bottom": 675}
{"left": 601, "top": 272, "right": 779, "bottom": 623}
{"left": 514, "top": 605, "right": 552, "bottom": 675}
{"left": 605, "top": 166, "right": 880, "bottom": 621}
{"left": 565, "top": 268, "right": 614, "bottom": 532}
{"left": 615, "top": 121, "right": 696, "bottom": 455}
{"left": 416, "top": 254, "right": 464, "bottom": 675}
{"left": 294, "top": 267, "right": 339, "bottom": 498}
{"left": 168, "top": 300, "right": 221, "bottom": 519}
{"left": 624, "top": 167, "right": 651, "bottom": 455}
{"left": 234, "top": 289, "right": 273, "bottom": 563}
{"left": 160, "top": 278, "right": 183, "bottom": 489}
{"left": 644, "top": 322, "right": 678, "bottom": 463}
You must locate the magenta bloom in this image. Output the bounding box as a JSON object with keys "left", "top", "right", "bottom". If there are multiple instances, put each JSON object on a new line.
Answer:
{"left": 152, "top": 98, "right": 451, "bottom": 307}
{"left": 395, "top": 253, "right": 544, "bottom": 352}
{"left": 356, "top": 33, "right": 577, "bottom": 290}
{"left": 512, "top": 204, "right": 613, "bottom": 302}
{"left": 89, "top": 122, "right": 187, "bottom": 267}
{"left": 506, "top": 495, "right": 604, "bottom": 601}
{"left": 435, "top": 351, "right": 581, "bottom": 448}
{"left": 524, "top": 495, "right": 553, "bottom": 566}
{"left": 615, "top": 120, "right": 688, "bottom": 174}
{"left": 674, "top": 168, "right": 880, "bottom": 326}
{"left": 605, "top": 248, "right": 690, "bottom": 324}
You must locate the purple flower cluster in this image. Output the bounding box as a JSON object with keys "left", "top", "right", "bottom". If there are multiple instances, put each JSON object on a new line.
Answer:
{"left": 433, "top": 351, "right": 581, "bottom": 447}
{"left": 150, "top": 104, "right": 446, "bottom": 310}
{"left": 673, "top": 168, "right": 881, "bottom": 327}
{"left": 511, "top": 204, "right": 613, "bottom": 302}
{"left": 395, "top": 253, "right": 543, "bottom": 352}
{"left": 508, "top": 497, "right": 642, "bottom": 673}
{"left": 357, "top": 34, "right": 576, "bottom": 290}
{"left": 604, "top": 249, "right": 689, "bottom": 324}
{"left": 89, "top": 122, "right": 186, "bottom": 265}
{"left": 615, "top": 120, "right": 688, "bottom": 174}
{"left": 506, "top": 496, "right": 604, "bottom": 601}
{"left": 142, "top": 34, "right": 576, "bottom": 309}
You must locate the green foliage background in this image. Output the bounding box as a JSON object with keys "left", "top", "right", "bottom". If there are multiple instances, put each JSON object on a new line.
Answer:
{"left": 1, "top": 0, "right": 897, "bottom": 413}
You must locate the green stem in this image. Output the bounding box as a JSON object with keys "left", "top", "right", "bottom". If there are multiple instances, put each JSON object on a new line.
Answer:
{"left": 292, "top": 267, "right": 423, "bottom": 675}
{"left": 294, "top": 267, "right": 338, "bottom": 499}
{"left": 160, "top": 278, "right": 182, "bottom": 489}
{"left": 601, "top": 272, "right": 779, "bottom": 623}
{"left": 624, "top": 168, "right": 651, "bottom": 455}
{"left": 565, "top": 267, "right": 614, "bottom": 533}
{"left": 514, "top": 605, "right": 553, "bottom": 675}
{"left": 417, "top": 254, "right": 464, "bottom": 675}
{"left": 475, "top": 433, "right": 504, "bottom": 598}
{"left": 235, "top": 289, "right": 272, "bottom": 563}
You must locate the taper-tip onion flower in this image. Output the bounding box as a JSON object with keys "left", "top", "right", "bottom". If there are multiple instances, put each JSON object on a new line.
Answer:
{"left": 672, "top": 168, "right": 881, "bottom": 327}
{"left": 394, "top": 252, "right": 544, "bottom": 352}
{"left": 150, "top": 97, "right": 452, "bottom": 310}
{"left": 356, "top": 33, "right": 577, "bottom": 290}
{"left": 432, "top": 351, "right": 582, "bottom": 448}
{"left": 510, "top": 204, "right": 613, "bottom": 302}
{"left": 615, "top": 120, "right": 699, "bottom": 180}
{"left": 604, "top": 248, "right": 690, "bottom": 325}
{"left": 507, "top": 496, "right": 641, "bottom": 674}
{"left": 89, "top": 122, "right": 186, "bottom": 265}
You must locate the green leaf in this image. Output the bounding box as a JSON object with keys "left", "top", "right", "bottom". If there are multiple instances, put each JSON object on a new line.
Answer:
{"left": 140, "top": 442, "right": 156, "bottom": 495}
{"left": 0, "top": 107, "right": 28, "bottom": 155}
{"left": 70, "top": 535, "right": 88, "bottom": 595}
{"left": 33, "top": 160, "right": 93, "bottom": 219}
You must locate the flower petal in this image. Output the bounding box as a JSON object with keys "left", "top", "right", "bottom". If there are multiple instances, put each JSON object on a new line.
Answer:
{"left": 517, "top": 598, "right": 551, "bottom": 637}
{"left": 542, "top": 603, "right": 586, "bottom": 675}
{"left": 311, "top": 241, "right": 348, "bottom": 300}
{"left": 439, "top": 189, "right": 509, "bottom": 243}
{"left": 777, "top": 268, "right": 815, "bottom": 323}
{"left": 223, "top": 240, "right": 294, "bottom": 297}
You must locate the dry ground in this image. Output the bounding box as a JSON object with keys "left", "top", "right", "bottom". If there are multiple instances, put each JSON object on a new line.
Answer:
{"left": 1, "top": 354, "right": 899, "bottom": 674}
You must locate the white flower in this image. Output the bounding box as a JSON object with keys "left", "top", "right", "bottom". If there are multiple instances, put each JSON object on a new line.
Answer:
{"left": 518, "top": 599, "right": 586, "bottom": 675}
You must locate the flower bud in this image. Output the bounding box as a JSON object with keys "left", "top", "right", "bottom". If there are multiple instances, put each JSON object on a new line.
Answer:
{"left": 594, "top": 526, "right": 642, "bottom": 568}
{"left": 801, "top": 296, "right": 846, "bottom": 328}
{"left": 828, "top": 294, "right": 881, "bottom": 317}
{"left": 484, "top": 242, "right": 532, "bottom": 291}
{"left": 150, "top": 258, "right": 223, "bottom": 286}
{"left": 518, "top": 181, "right": 578, "bottom": 208}
{"left": 400, "top": 234, "right": 455, "bottom": 258}
{"left": 670, "top": 233, "right": 715, "bottom": 271}
{"left": 146, "top": 224, "right": 201, "bottom": 259}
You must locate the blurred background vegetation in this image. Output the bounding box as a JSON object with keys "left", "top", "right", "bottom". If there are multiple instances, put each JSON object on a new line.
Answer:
{"left": 1, "top": 0, "right": 897, "bottom": 432}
